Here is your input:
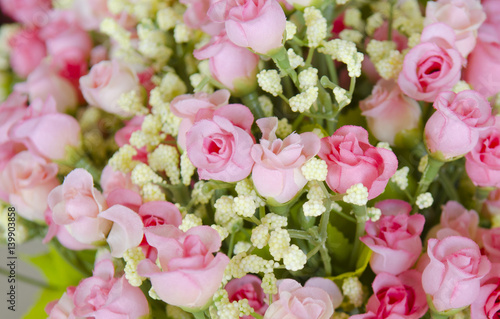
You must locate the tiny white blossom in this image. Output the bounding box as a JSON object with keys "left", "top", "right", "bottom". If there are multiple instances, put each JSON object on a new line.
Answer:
{"left": 234, "top": 196, "right": 257, "bottom": 218}
{"left": 301, "top": 158, "right": 328, "bottom": 181}
{"left": 283, "top": 245, "right": 307, "bottom": 271}
{"left": 304, "top": 7, "right": 327, "bottom": 48}
{"left": 391, "top": 166, "right": 410, "bottom": 190}
{"left": 268, "top": 228, "right": 291, "bottom": 261}
{"left": 333, "top": 86, "right": 351, "bottom": 107}
{"left": 251, "top": 224, "right": 270, "bottom": 249}
{"left": 416, "top": 192, "right": 433, "bottom": 209}
{"left": 303, "top": 199, "right": 326, "bottom": 217}
{"left": 366, "top": 207, "right": 382, "bottom": 222}
{"left": 343, "top": 183, "right": 369, "bottom": 206}
{"left": 285, "top": 21, "right": 297, "bottom": 41}
{"left": 290, "top": 87, "right": 318, "bottom": 113}
{"left": 261, "top": 273, "right": 278, "bottom": 294}
{"left": 173, "top": 24, "right": 190, "bottom": 43}
{"left": 342, "top": 277, "right": 364, "bottom": 307}
{"left": 257, "top": 70, "right": 283, "bottom": 96}
{"left": 287, "top": 48, "right": 305, "bottom": 69}
{"left": 261, "top": 213, "right": 288, "bottom": 230}
{"left": 234, "top": 241, "right": 252, "bottom": 255}
{"left": 298, "top": 67, "right": 319, "bottom": 90}
{"left": 376, "top": 142, "right": 392, "bottom": 151}
{"left": 179, "top": 214, "right": 203, "bottom": 232}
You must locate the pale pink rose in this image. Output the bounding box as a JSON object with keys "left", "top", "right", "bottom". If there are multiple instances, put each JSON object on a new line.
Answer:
{"left": 72, "top": 0, "right": 112, "bottom": 31}
{"left": 251, "top": 117, "right": 320, "bottom": 203}
{"left": 427, "top": 201, "right": 479, "bottom": 240}
{"left": 114, "top": 116, "right": 148, "bottom": 163}
{"left": 47, "top": 168, "right": 110, "bottom": 246}
{"left": 137, "top": 225, "right": 230, "bottom": 309}
{"left": 425, "top": 0, "right": 486, "bottom": 57}
{"left": 264, "top": 278, "right": 342, "bottom": 319}
{"left": 482, "top": 228, "right": 500, "bottom": 263}
{"left": 0, "top": 0, "right": 52, "bottom": 26}
{"left": 100, "top": 165, "right": 140, "bottom": 198}
{"left": 470, "top": 263, "right": 500, "bottom": 319}
{"left": 208, "top": 0, "right": 286, "bottom": 55}
{"left": 44, "top": 209, "right": 95, "bottom": 251}
{"left": 422, "top": 235, "right": 491, "bottom": 312}
{"left": 14, "top": 61, "right": 78, "bottom": 112}
{"left": 360, "top": 79, "right": 421, "bottom": 145}
{"left": 46, "top": 287, "right": 76, "bottom": 319}
{"left": 170, "top": 90, "right": 230, "bottom": 149}
{"left": 225, "top": 275, "right": 268, "bottom": 319}
{"left": 9, "top": 28, "right": 46, "bottom": 78}
{"left": 39, "top": 10, "right": 92, "bottom": 81}
{"left": 79, "top": 60, "right": 142, "bottom": 117}
{"left": 72, "top": 259, "right": 149, "bottom": 319}
{"left": 484, "top": 188, "right": 500, "bottom": 218}
{"left": 424, "top": 90, "right": 494, "bottom": 161}
{"left": 398, "top": 23, "right": 464, "bottom": 102}
{"left": 318, "top": 126, "right": 398, "bottom": 199}
{"left": 194, "top": 32, "right": 259, "bottom": 96}
{"left": 361, "top": 200, "right": 425, "bottom": 275}
{"left": 186, "top": 104, "right": 255, "bottom": 182}
{"left": 90, "top": 45, "right": 108, "bottom": 66}
{"left": 0, "top": 151, "right": 59, "bottom": 222}
{"left": 466, "top": 124, "right": 500, "bottom": 187}
{"left": 352, "top": 270, "right": 427, "bottom": 319}
{"left": 0, "top": 92, "right": 28, "bottom": 145}
{"left": 8, "top": 97, "right": 81, "bottom": 160}
{"left": 180, "top": 0, "right": 224, "bottom": 35}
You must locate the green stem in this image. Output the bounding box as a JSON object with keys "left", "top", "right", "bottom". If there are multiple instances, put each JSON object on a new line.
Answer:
{"left": 194, "top": 76, "right": 210, "bottom": 92}
{"left": 268, "top": 46, "right": 299, "bottom": 87}
{"left": 292, "top": 114, "right": 305, "bottom": 131}
{"left": 192, "top": 311, "right": 206, "bottom": 319}
{"left": 288, "top": 229, "right": 313, "bottom": 240}
{"left": 430, "top": 313, "right": 449, "bottom": 319}
{"left": 349, "top": 205, "right": 367, "bottom": 270}
{"left": 227, "top": 230, "right": 236, "bottom": 258}
{"left": 324, "top": 55, "right": 338, "bottom": 85}
{"left": 305, "top": 48, "right": 315, "bottom": 67}
{"left": 438, "top": 171, "right": 459, "bottom": 202}
{"left": 388, "top": 0, "right": 396, "bottom": 41}
{"left": 0, "top": 267, "right": 56, "bottom": 290}
{"left": 241, "top": 91, "right": 264, "bottom": 119}
{"left": 318, "top": 210, "right": 332, "bottom": 276}
{"left": 415, "top": 156, "right": 445, "bottom": 200}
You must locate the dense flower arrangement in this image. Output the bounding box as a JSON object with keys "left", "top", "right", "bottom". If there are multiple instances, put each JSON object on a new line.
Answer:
{"left": 1, "top": 0, "right": 500, "bottom": 318}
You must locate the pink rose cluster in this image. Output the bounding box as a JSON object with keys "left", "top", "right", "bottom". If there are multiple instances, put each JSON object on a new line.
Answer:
{"left": 190, "top": 0, "right": 287, "bottom": 94}
{"left": 0, "top": 95, "right": 81, "bottom": 223}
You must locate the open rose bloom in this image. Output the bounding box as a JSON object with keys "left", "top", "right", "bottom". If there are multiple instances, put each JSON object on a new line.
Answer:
{"left": 5, "top": 0, "right": 500, "bottom": 318}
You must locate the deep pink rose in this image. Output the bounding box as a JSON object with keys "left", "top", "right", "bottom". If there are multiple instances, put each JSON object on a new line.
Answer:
{"left": 466, "top": 124, "right": 500, "bottom": 187}
{"left": 251, "top": 117, "right": 320, "bottom": 203}
{"left": 398, "top": 23, "right": 464, "bottom": 102}
{"left": 14, "top": 61, "right": 78, "bottom": 112}
{"left": 46, "top": 287, "right": 76, "bottom": 319}
{"left": 424, "top": 0, "right": 486, "bottom": 57}
{"left": 470, "top": 263, "right": 500, "bottom": 319}
{"left": 137, "top": 225, "right": 230, "bottom": 309}
{"left": 464, "top": 0, "right": 500, "bottom": 98}
{"left": 186, "top": 104, "right": 255, "bottom": 182}
{"left": 79, "top": 60, "right": 142, "bottom": 117}
{"left": 8, "top": 97, "right": 81, "bottom": 160}
{"left": 351, "top": 270, "right": 428, "bottom": 319}
{"left": 424, "top": 90, "right": 494, "bottom": 161}
{"left": 181, "top": 0, "right": 224, "bottom": 35}
{"left": 427, "top": 201, "right": 480, "bottom": 240}
{"left": 48, "top": 168, "right": 110, "bottom": 246}
{"left": 72, "top": 259, "right": 149, "bottom": 319}
{"left": 482, "top": 228, "right": 500, "bottom": 263}
{"left": 361, "top": 200, "right": 425, "bottom": 275}
{"left": 9, "top": 28, "right": 46, "bottom": 78}
{"left": 0, "top": 151, "right": 59, "bottom": 222}
{"left": 422, "top": 236, "right": 491, "bottom": 312}
{"left": 264, "top": 278, "right": 342, "bottom": 319}
{"left": 226, "top": 275, "right": 268, "bottom": 318}
{"left": 208, "top": 0, "right": 286, "bottom": 55}
{"left": 360, "top": 79, "right": 421, "bottom": 145}
{"left": 194, "top": 32, "right": 259, "bottom": 96}
{"left": 170, "top": 89, "right": 230, "bottom": 150}
{"left": 318, "top": 126, "right": 398, "bottom": 199}
{"left": 0, "top": 0, "right": 52, "bottom": 25}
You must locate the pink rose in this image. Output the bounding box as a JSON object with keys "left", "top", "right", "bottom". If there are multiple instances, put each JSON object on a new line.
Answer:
{"left": 180, "top": 0, "right": 224, "bottom": 35}
{"left": 318, "top": 126, "right": 398, "bottom": 199}
{"left": 484, "top": 188, "right": 500, "bottom": 218}
{"left": 361, "top": 200, "right": 425, "bottom": 275}
{"left": 8, "top": 97, "right": 81, "bottom": 160}
{"left": 170, "top": 89, "right": 230, "bottom": 150}
{"left": 100, "top": 165, "right": 140, "bottom": 198}
{"left": 79, "top": 60, "right": 142, "bottom": 117}
{"left": 46, "top": 287, "right": 76, "bottom": 319}
{"left": 424, "top": 90, "right": 494, "bottom": 161}
{"left": 194, "top": 32, "right": 259, "bottom": 96}
{"left": 9, "top": 28, "right": 46, "bottom": 78}
{"left": 482, "top": 228, "right": 500, "bottom": 263}
{"left": 398, "top": 23, "right": 464, "bottom": 102}
{"left": 0, "top": 151, "right": 59, "bottom": 222}
{"left": 72, "top": 0, "right": 112, "bottom": 31}
{"left": 0, "top": 0, "right": 52, "bottom": 25}
{"left": 137, "top": 225, "right": 230, "bottom": 309}
{"left": 48, "top": 168, "right": 110, "bottom": 245}
{"left": 466, "top": 124, "right": 500, "bottom": 187}
{"left": 225, "top": 275, "right": 268, "bottom": 318}
{"left": 422, "top": 236, "right": 491, "bottom": 312}
{"left": 72, "top": 259, "right": 149, "bottom": 319}
{"left": 0, "top": 92, "right": 28, "bottom": 145}
{"left": 351, "top": 270, "right": 428, "bottom": 319}
{"left": 14, "top": 61, "right": 78, "bottom": 112}
{"left": 264, "top": 278, "right": 342, "bottom": 319}
{"left": 208, "top": 0, "right": 286, "bottom": 55}
{"left": 470, "top": 263, "right": 500, "bottom": 319}
{"left": 427, "top": 201, "right": 479, "bottom": 240}
{"left": 114, "top": 116, "right": 148, "bottom": 163}
{"left": 424, "top": 0, "right": 486, "bottom": 57}
{"left": 251, "top": 117, "right": 320, "bottom": 203}
{"left": 464, "top": 0, "right": 500, "bottom": 98}
{"left": 360, "top": 79, "right": 421, "bottom": 145}
{"left": 186, "top": 104, "right": 255, "bottom": 182}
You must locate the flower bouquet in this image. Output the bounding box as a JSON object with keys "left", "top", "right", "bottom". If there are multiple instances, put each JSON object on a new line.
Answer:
{"left": 1, "top": 0, "right": 500, "bottom": 318}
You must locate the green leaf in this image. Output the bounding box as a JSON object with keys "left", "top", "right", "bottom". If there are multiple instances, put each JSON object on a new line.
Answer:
{"left": 22, "top": 246, "right": 87, "bottom": 319}
{"left": 326, "top": 224, "right": 352, "bottom": 263}
{"left": 326, "top": 244, "right": 372, "bottom": 285}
